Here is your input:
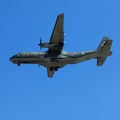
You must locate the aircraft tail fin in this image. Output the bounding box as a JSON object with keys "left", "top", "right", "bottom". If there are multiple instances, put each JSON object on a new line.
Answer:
{"left": 97, "top": 36, "right": 113, "bottom": 66}
{"left": 97, "top": 36, "right": 113, "bottom": 51}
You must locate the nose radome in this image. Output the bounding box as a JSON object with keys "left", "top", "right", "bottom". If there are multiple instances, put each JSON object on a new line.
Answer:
{"left": 9, "top": 57, "right": 12, "bottom": 61}
{"left": 9, "top": 56, "right": 14, "bottom": 61}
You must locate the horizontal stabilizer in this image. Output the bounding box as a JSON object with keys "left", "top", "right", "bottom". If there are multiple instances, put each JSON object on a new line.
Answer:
{"left": 97, "top": 57, "right": 107, "bottom": 66}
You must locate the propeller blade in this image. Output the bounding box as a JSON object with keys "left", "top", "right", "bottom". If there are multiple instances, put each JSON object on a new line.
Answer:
{"left": 40, "top": 37, "right": 42, "bottom": 44}
{"left": 38, "top": 37, "right": 42, "bottom": 50}
{"left": 40, "top": 37, "right": 42, "bottom": 50}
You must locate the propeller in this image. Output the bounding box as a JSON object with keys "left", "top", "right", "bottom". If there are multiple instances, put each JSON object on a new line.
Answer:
{"left": 38, "top": 37, "right": 42, "bottom": 50}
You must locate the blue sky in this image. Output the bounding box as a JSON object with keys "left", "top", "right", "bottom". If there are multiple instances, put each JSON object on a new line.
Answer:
{"left": 0, "top": 0, "right": 120, "bottom": 120}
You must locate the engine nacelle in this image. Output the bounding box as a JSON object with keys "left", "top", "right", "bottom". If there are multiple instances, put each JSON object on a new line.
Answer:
{"left": 39, "top": 42, "right": 58, "bottom": 48}
{"left": 38, "top": 40, "right": 65, "bottom": 49}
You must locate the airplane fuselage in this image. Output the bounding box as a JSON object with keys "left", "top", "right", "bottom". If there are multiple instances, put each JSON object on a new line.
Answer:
{"left": 9, "top": 49, "right": 112, "bottom": 69}
{"left": 10, "top": 50, "right": 96, "bottom": 66}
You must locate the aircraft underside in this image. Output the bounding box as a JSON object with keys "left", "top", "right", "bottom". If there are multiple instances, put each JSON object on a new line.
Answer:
{"left": 9, "top": 13, "right": 113, "bottom": 78}
{"left": 12, "top": 51, "right": 98, "bottom": 67}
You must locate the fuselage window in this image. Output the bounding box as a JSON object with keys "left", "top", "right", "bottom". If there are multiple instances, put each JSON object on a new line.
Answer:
{"left": 27, "top": 53, "right": 33, "bottom": 57}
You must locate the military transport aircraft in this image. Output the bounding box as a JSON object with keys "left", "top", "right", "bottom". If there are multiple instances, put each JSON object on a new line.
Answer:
{"left": 9, "top": 13, "right": 113, "bottom": 78}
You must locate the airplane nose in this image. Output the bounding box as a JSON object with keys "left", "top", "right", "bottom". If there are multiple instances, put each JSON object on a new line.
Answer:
{"left": 9, "top": 56, "right": 14, "bottom": 61}
{"left": 9, "top": 57, "right": 12, "bottom": 61}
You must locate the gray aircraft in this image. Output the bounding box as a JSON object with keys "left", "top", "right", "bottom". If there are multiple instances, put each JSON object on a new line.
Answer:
{"left": 9, "top": 13, "right": 113, "bottom": 78}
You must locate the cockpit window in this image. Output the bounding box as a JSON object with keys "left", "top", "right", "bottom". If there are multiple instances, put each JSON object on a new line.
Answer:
{"left": 17, "top": 53, "right": 20, "bottom": 56}
{"left": 62, "top": 50, "right": 67, "bottom": 53}
{"left": 43, "top": 51, "right": 47, "bottom": 53}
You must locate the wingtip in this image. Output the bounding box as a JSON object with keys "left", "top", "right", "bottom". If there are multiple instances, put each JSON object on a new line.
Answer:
{"left": 58, "top": 13, "right": 64, "bottom": 16}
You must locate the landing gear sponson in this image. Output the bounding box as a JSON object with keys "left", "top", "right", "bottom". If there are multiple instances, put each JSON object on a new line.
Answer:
{"left": 51, "top": 58, "right": 60, "bottom": 62}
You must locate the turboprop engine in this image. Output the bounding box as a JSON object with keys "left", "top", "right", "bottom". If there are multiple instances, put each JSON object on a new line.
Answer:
{"left": 38, "top": 38, "right": 64, "bottom": 50}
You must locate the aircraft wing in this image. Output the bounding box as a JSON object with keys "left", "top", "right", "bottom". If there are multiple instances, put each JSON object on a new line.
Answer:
{"left": 47, "top": 68, "right": 55, "bottom": 78}
{"left": 49, "top": 13, "right": 64, "bottom": 51}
